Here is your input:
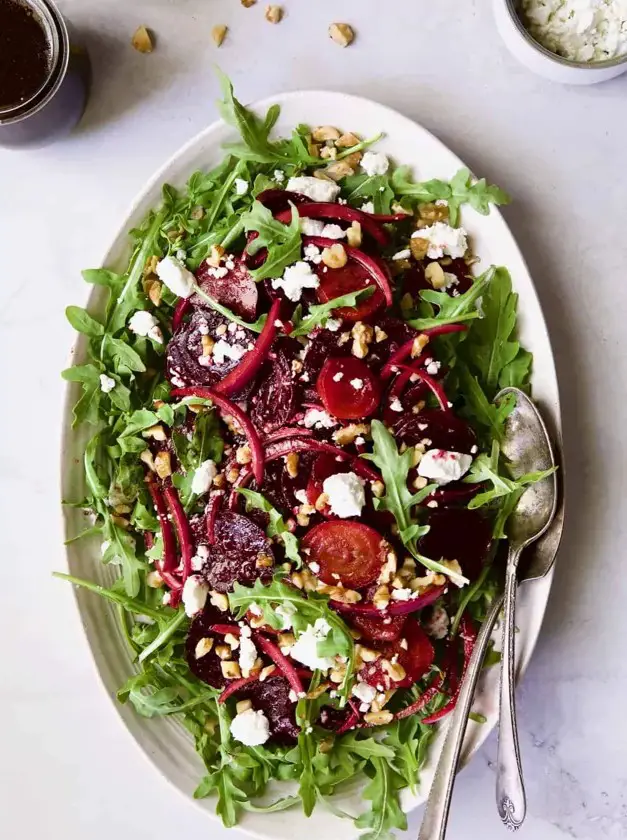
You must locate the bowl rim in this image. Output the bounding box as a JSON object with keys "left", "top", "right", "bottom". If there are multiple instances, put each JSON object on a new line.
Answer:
{"left": 503, "top": 0, "right": 627, "bottom": 70}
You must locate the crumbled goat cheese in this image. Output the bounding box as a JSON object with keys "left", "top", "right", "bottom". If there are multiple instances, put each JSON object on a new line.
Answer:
{"left": 206, "top": 264, "right": 228, "bottom": 279}
{"left": 360, "top": 201, "right": 375, "bottom": 214}
{"left": 294, "top": 489, "right": 308, "bottom": 504}
{"left": 234, "top": 178, "right": 249, "bottom": 195}
{"left": 411, "top": 222, "right": 468, "bottom": 259}
{"left": 238, "top": 633, "right": 258, "bottom": 674}
{"left": 212, "top": 339, "right": 247, "bottom": 365}
{"left": 442, "top": 271, "right": 459, "bottom": 289}
{"left": 361, "top": 151, "right": 389, "bottom": 176}
{"left": 182, "top": 575, "right": 209, "bottom": 617}
{"left": 392, "top": 249, "right": 411, "bottom": 260}
{"left": 271, "top": 261, "right": 319, "bottom": 302}
{"left": 290, "top": 618, "right": 335, "bottom": 671}
{"left": 322, "top": 472, "right": 366, "bottom": 518}
{"left": 425, "top": 606, "right": 450, "bottom": 640}
{"left": 99, "top": 374, "right": 115, "bottom": 393}
{"left": 303, "top": 408, "right": 336, "bottom": 429}
{"left": 326, "top": 318, "right": 341, "bottom": 331}
{"left": 521, "top": 0, "right": 627, "bottom": 62}
{"left": 391, "top": 588, "right": 413, "bottom": 601}
{"left": 191, "top": 544, "right": 209, "bottom": 571}
{"left": 389, "top": 397, "right": 403, "bottom": 412}
{"left": 303, "top": 243, "right": 323, "bottom": 264}
{"left": 273, "top": 169, "right": 286, "bottom": 183}
{"left": 352, "top": 682, "right": 377, "bottom": 705}
{"left": 426, "top": 360, "right": 441, "bottom": 376}
{"left": 320, "top": 223, "right": 346, "bottom": 239}
{"left": 350, "top": 378, "right": 364, "bottom": 389}
{"left": 191, "top": 459, "right": 217, "bottom": 495}
{"left": 230, "top": 708, "right": 270, "bottom": 746}
{"left": 300, "top": 217, "right": 326, "bottom": 236}
{"left": 308, "top": 561, "right": 320, "bottom": 574}
{"left": 156, "top": 255, "right": 195, "bottom": 299}
{"left": 128, "top": 310, "right": 163, "bottom": 343}
{"left": 333, "top": 372, "right": 345, "bottom": 382}
{"left": 286, "top": 175, "right": 340, "bottom": 203}
{"left": 417, "top": 449, "right": 473, "bottom": 485}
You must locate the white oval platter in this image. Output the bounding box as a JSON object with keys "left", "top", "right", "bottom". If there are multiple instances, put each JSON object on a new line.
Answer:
{"left": 61, "top": 90, "right": 563, "bottom": 839}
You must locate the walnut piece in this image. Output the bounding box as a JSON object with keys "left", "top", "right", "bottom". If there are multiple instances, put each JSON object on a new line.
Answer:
{"left": 329, "top": 22, "right": 355, "bottom": 47}
{"left": 132, "top": 26, "right": 154, "bottom": 54}
{"left": 211, "top": 25, "right": 228, "bottom": 47}
{"left": 351, "top": 321, "right": 374, "bottom": 359}
{"left": 312, "top": 125, "right": 341, "bottom": 142}
{"left": 265, "top": 5, "right": 283, "bottom": 23}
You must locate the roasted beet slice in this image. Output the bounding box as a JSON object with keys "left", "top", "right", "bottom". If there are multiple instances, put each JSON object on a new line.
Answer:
{"left": 316, "top": 263, "right": 385, "bottom": 322}
{"left": 401, "top": 259, "right": 472, "bottom": 301}
{"left": 360, "top": 619, "right": 435, "bottom": 689}
{"left": 250, "top": 349, "right": 297, "bottom": 434}
{"left": 366, "top": 316, "right": 416, "bottom": 372}
{"left": 249, "top": 450, "right": 314, "bottom": 518}
{"left": 419, "top": 508, "right": 491, "bottom": 580}
{"left": 302, "top": 328, "right": 350, "bottom": 380}
{"left": 166, "top": 309, "right": 255, "bottom": 393}
{"left": 394, "top": 408, "right": 477, "bottom": 454}
{"left": 302, "top": 521, "right": 387, "bottom": 589}
{"left": 256, "top": 188, "right": 309, "bottom": 212}
{"left": 193, "top": 257, "right": 258, "bottom": 320}
{"left": 185, "top": 605, "right": 234, "bottom": 688}
{"left": 350, "top": 612, "right": 407, "bottom": 643}
{"left": 242, "top": 674, "right": 300, "bottom": 742}
{"left": 205, "top": 512, "right": 274, "bottom": 593}
{"left": 317, "top": 357, "right": 382, "bottom": 420}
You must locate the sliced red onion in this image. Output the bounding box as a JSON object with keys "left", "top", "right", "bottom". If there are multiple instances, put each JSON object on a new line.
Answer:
{"left": 330, "top": 584, "right": 446, "bottom": 618}
{"left": 254, "top": 633, "right": 305, "bottom": 698}
{"left": 163, "top": 485, "right": 195, "bottom": 582}
{"left": 422, "top": 614, "right": 475, "bottom": 724}
{"left": 396, "top": 364, "right": 450, "bottom": 412}
{"left": 205, "top": 491, "right": 223, "bottom": 545}
{"left": 421, "top": 323, "right": 468, "bottom": 338}
{"left": 276, "top": 202, "right": 389, "bottom": 246}
{"left": 218, "top": 673, "right": 261, "bottom": 704}
{"left": 214, "top": 299, "right": 282, "bottom": 397}
{"left": 147, "top": 479, "right": 178, "bottom": 574}
{"left": 210, "top": 623, "right": 242, "bottom": 636}
{"left": 172, "top": 298, "right": 192, "bottom": 332}
{"left": 263, "top": 426, "right": 314, "bottom": 445}
{"left": 395, "top": 672, "right": 444, "bottom": 720}
{"left": 170, "top": 386, "right": 264, "bottom": 485}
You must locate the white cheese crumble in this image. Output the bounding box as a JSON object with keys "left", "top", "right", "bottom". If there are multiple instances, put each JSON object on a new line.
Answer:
{"left": 300, "top": 217, "right": 326, "bottom": 236}
{"left": 322, "top": 472, "right": 366, "bottom": 518}
{"left": 389, "top": 397, "right": 403, "bottom": 412}
{"left": 411, "top": 222, "right": 468, "bottom": 259}
{"left": 286, "top": 175, "right": 340, "bottom": 203}
{"left": 425, "top": 606, "right": 450, "bottom": 640}
{"left": 128, "top": 310, "right": 163, "bottom": 343}
{"left": 273, "top": 169, "right": 286, "bottom": 183}
{"left": 234, "top": 178, "right": 249, "bottom": 195}
{"left": 303, "top": 408, "right": 337, "bottom": 429}
{"left": 191, "top": 459, "right": 217, "bottom": 495}
{"left": 392, "top": 249, "right": 411, "bottom": 260}
{"left": 290, "top": 618, "right": 335, "bottom": 671}
{"left": 350, "top": 378, "right": 364, "bottom": 389}
{"left": 320, "top": 223, "right": 346, "bottom": 240}
{"left": 308, "top": 561, "right": 320, "bottom": 574}
{"left": 303, "top": 243, "right": 323, "bottom": 264}
{"left": 271, "top": 261, "right": 319, "bottom": 302}
{"left": 238, "top": 628, "right": 258, "bottom": 674}
{"left": 181, "top": 575, "right": 209, "bottom": 617}
{"left": 230, "top": 708, "right": 270, "bottom": 746}
{"left": 333, "top": 371, "right": 344, "bottom": 382}
{"left": 391, "top": 588, "right": 413, "bottom": 601}
{"left": 352, "top": 681, "right": 377, "bottom": 705}
{"left": 360, "top": 201, "right": 375, "bottom": 214}
{"left": 156, "top": 255, "right": 195, "bottom": 299}
{"left": 191, "top": 544, "right": 209, "bottom": 571}
{"left": 521, "top": 0, "right": 627, "bottom": 62}
{"left": 99, "top": 374, "right": 115, "bottom": 393}
{"left": 326, "top": 318, "right": 341, "bottom": 331}
{"left": 276, "top": 602, "right": 297, "bottom": 630}
{"left": 417, "top": 449, "right": 473, "bottom": 485}
{"left": 361, "top": 151, "right": 390, "bottom": 176}
{"left": 212, "top": 339, "right": 247, "bottom": 365}
{"left": 425, "top": 360, "right": 441, "bottom": 376}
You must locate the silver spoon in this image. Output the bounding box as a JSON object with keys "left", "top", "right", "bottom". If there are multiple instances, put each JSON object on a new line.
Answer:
{"left": 418, "top": 387, "right": 560, "bottom": 840}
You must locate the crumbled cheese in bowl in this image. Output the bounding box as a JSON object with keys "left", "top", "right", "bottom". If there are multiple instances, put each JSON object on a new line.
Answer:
{"left": 520, "top": 0, "right": 627, "bottom": 63}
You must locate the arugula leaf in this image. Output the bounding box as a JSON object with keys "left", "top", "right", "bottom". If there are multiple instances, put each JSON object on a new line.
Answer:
{"left": 456, "top": 362, "right": 515, "bottom": 444}
{"left": 342, "top": 173, "right": 394, "bottom": 214}
{"left": 241, "top": 201, "right": 302, "bottom": 281}
{"left": 384, "top": 717, "right": 435, "bottom": 794}
{"left": 104, "top": 335, "right": 146, "bottom": 372}
{"left": 53, "top": 572, "right": 164, "bottom": 620}
{"left": 364, "top": 421, "right": 469, "bottom": 586}
{"left": 65, "top": 306, "right": 105, "bottom": 337}
{"left": 290, "top": 286, "right": 375, "bottom": 337}
{"left": 238, "top": 488, "right": 302, "bottom": 566}
{"left": 191, "top": 282, "right": 266, "bottom": 333}
{"left": 354, "top": 757, "right": 408, "bottom": 840}
{"left": 117, "top": 409, "right": 160, "bottom": 439}
{"left": 407, "top": 265, "right": 493, "bottom": 331}
{"left": 391, "top": 166, "right": 510, "bottom": 226}
{"left": 336, "top": 732, "right": 395, "bottom": 761}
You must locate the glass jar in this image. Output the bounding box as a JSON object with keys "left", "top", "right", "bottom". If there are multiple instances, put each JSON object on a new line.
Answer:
{"left": 0, "top": 0, "right": 90, "bottom": 149}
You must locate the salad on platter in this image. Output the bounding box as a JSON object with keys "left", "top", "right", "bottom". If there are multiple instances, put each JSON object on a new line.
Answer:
{"left": 59, "top": 73, "right": 552, "bottom": 837}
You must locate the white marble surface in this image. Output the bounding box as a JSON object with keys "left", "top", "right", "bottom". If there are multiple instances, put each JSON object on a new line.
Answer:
{"left": 1, "top": 1, "right": 626, "bottom": 838}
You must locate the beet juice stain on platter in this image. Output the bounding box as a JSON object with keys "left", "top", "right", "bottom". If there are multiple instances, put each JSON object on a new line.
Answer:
{"left": 0, "top": 0, "right": 90, "bottom": 148}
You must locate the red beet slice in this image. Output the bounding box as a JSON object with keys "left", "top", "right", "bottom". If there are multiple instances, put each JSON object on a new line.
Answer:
{"left": 240, "top": 674, "right": 300, "bottom": 742}
{"left": 316, "top": 262, "right": 385, "bottom": 322}
{"left": 360, "top": 619, "right": 435, "bottom": 689}
{"left": 317, "top": 357, "right": 382, "bottom": 420}
{"left": 215, "top": 299, "right": 281, "bottom": 397}
{"left": 276, "top": 202, "right": 389, "bottom": 246}
{"left": 302, "top": 521, "right": 387, "bottom": 589}
{"left": 194, "top": 256, "right": 258, "bottom": 321}
{"left": 185, "top": 604, "right": 235, "bottom": 688}
{"left": 394, "top": 408, "right": 477, "bottom": 454}
{"left": 304, "top": 236, "right": 393, "bottom": 307}
{"left": 419, "top": 508, "right": 492, "bottom": 580}
{"left": 204, "top": 511, "right": 274, "bottom": 593}
{"left": 306, "top": 453, "right": 351, "bottom": 511}
{"left": 302, "top": 329, "right": 350, "bottom": 380}
{"left": 257, "top": 188, "right": 310, "bottom": 212}
{"left": 350, "top": 612, "right": 407, "bottom": 643}
{"left": 250, "top": 349, "right": 298, "bottom": 435}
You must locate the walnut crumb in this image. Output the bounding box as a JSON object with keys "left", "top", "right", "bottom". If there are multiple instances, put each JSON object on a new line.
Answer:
{"left": 265, "top": 5, "right": 283, "bottom": 23}
{"left": 329, "top": 22, "right": 355, "bottom": 47}
{"left": 211, "top": 25, "right": 227, "bottom": 46}
{"left": 131, "top": 26, "right": 154, "bottom": 54}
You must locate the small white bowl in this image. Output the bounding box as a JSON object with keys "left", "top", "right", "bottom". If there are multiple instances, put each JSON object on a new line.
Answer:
{"left": 494, "top": 0, "right": 627, "bottom": 84}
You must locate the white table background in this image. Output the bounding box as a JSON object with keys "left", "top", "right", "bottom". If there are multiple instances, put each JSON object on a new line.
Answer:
{"left": 1, "top": 1, "right": 626, "bottom": 838}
